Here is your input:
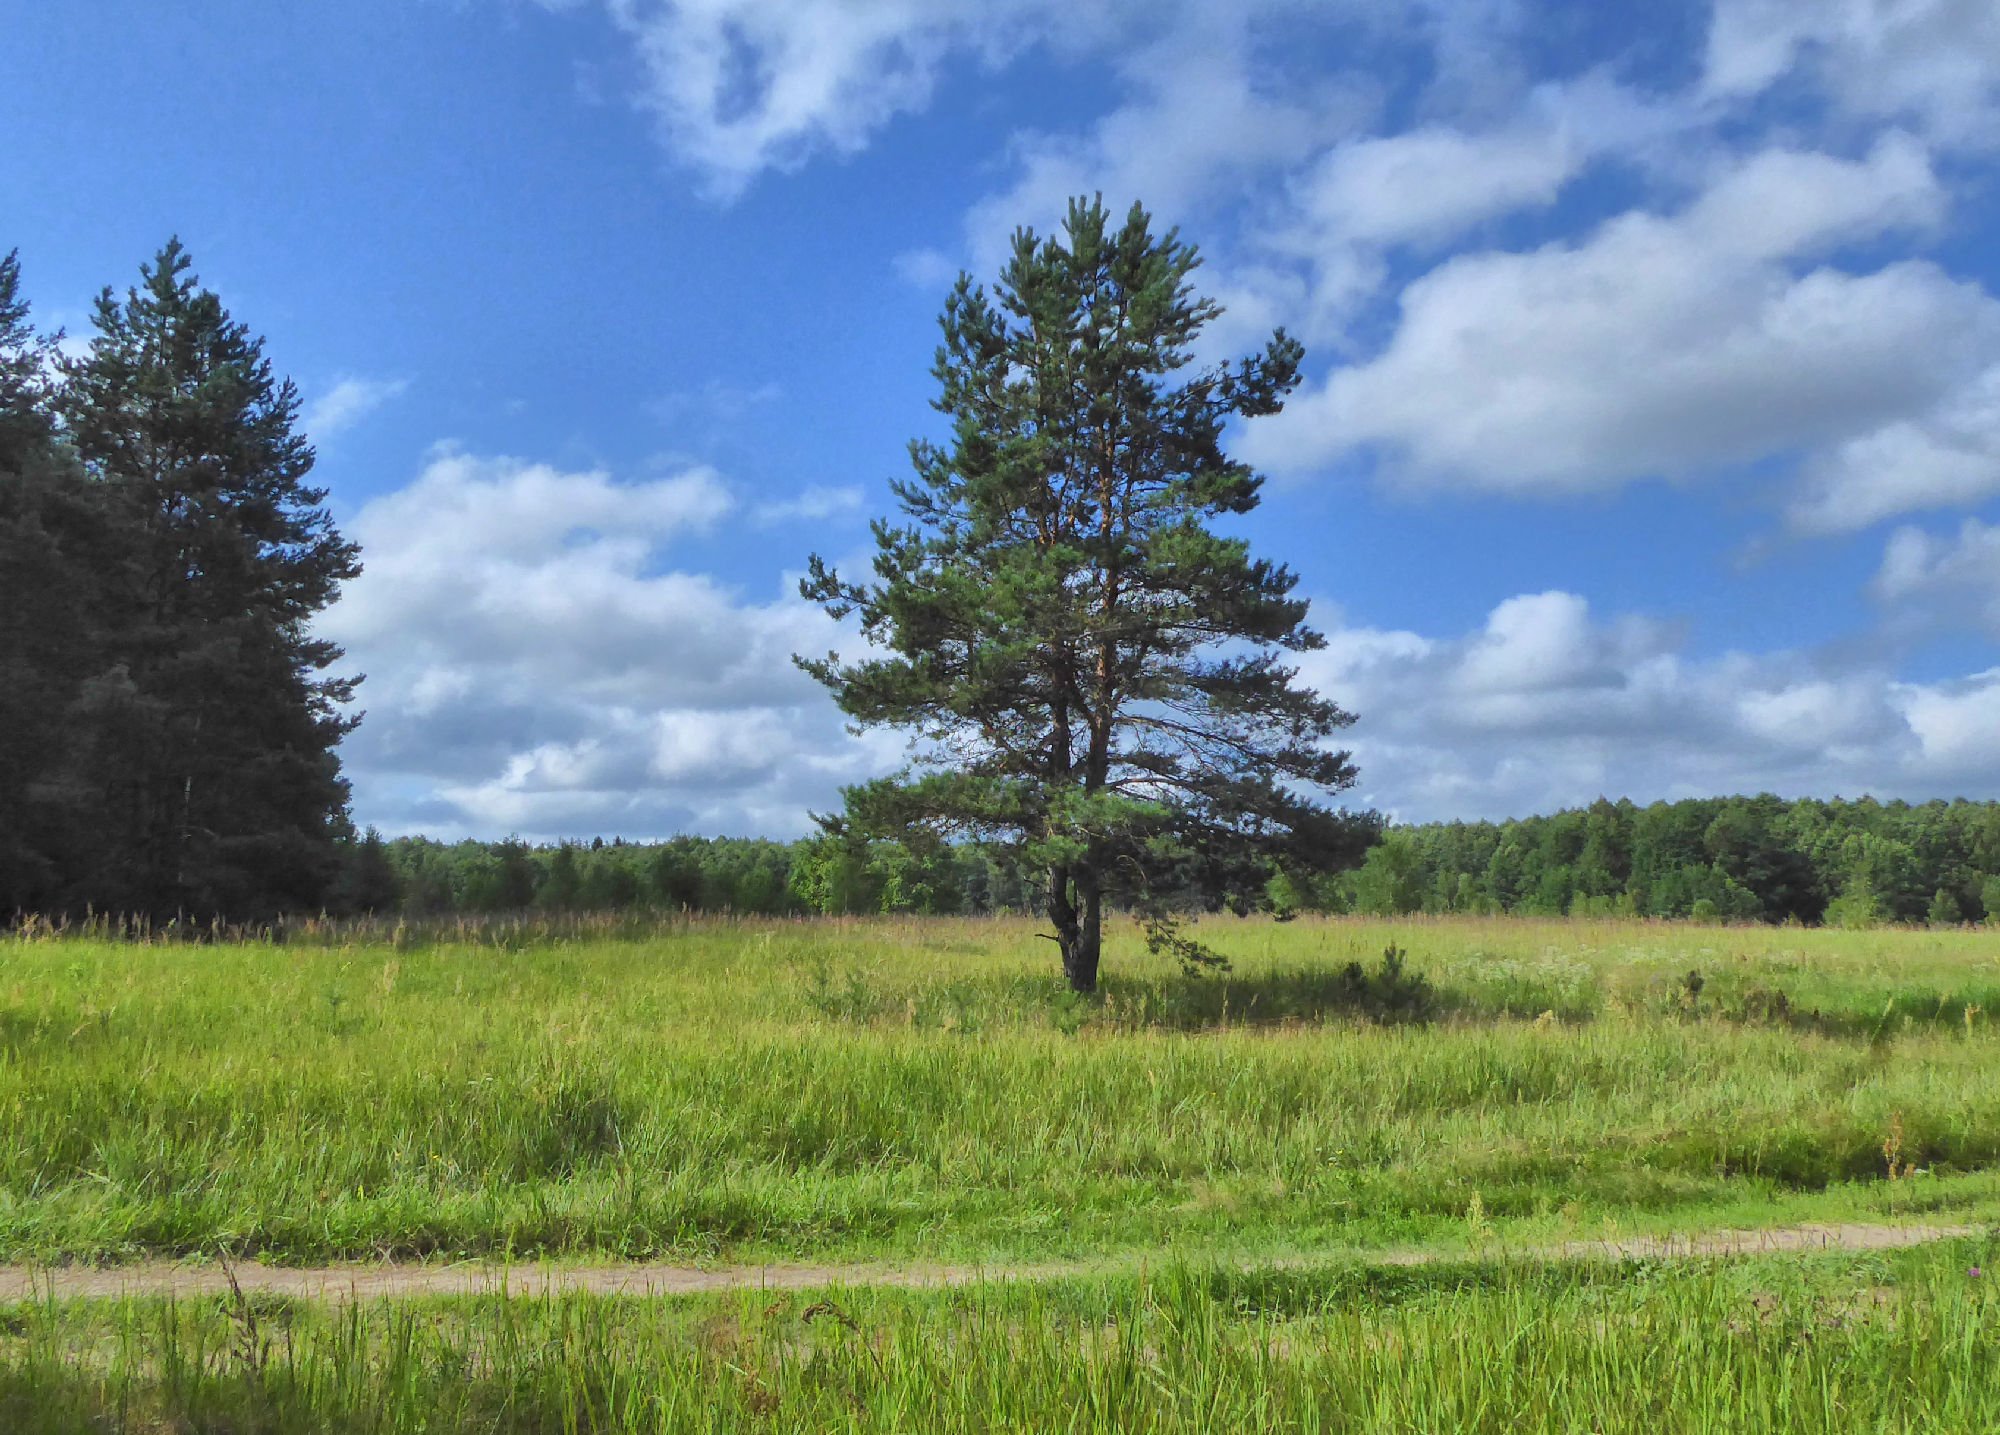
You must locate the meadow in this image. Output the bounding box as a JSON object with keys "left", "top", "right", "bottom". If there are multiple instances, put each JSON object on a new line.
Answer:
{"left": 1, "top": 914, "right": 1997, "bottom": 1266}
{"left": 4, "top": 1239, "right": 1998, "bottom": 1432}
{"left": 5, "top": 913, "right": 2000, "bottom": 1429}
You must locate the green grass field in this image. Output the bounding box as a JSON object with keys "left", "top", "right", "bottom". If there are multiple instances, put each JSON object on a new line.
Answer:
{"left": 6, "top": 1239, "right": 1999, "bottom": 1432}
{"left": 5, "top": 914, "right": 2000, "bottom": 1428}
{"left": 3, "top": 914, "right": 1998, "bottom": 1265}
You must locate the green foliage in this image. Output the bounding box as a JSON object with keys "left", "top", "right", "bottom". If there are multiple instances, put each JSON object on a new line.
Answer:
{"left": 0, "top": 250, "right": 101, "bottom": 916}
{"left": 799, "top": 198, "right": 1371, "bottom": 989}
{"left": 1348, "top": 794, "right": 2000, "bottom": 928}
{"left": 1825, "top": 880, "right": 1884, "bottom": 931}
{"left": 337, "top": 832, "right": 1022, "bottom": 919}
{"left": 0, "top": 241, "right": 359, "bottom": 920}
{"left": 1347, "top": 832, "right": 1425, "bottom": 915}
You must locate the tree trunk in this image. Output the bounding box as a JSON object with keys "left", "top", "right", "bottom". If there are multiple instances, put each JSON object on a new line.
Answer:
{"left": 1049, "top": 865, "right": 1102, "bottom": 993}
{"left": 1072, "top": 873, "right": 1102, "bottom": 993}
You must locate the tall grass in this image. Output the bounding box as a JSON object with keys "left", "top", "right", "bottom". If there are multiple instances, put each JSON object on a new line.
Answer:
{"left": 1, "top": 916, "right": 1998, "bottom": 1263}
{"left": 4, "top": 1240, "right": 1997, "bottom": 1431}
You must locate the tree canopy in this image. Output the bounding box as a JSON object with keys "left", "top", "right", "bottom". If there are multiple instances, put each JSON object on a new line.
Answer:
{"left": 1311, "top": 793, "right": 2000, "bottom": 927}
{"left": 0, "top": 242, "right": 360, "bottom": 920}
{"left": 799, "top": 198, "right": 1374, "bottom": 990}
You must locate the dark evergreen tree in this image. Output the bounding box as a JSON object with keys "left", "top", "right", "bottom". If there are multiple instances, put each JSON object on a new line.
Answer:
{"left": 539, "top": 843, "right": 583, "bottom": 911}
{"left": 57, "top": 239, "right": 361, "bottom": 918}
{"left": 332, "top": 827, "right": 401, "bottom": 914}
{"left": 0, "top": 251, "right": 111, "bottom": 914}
{"left": 800, "top": 198, "right": 1372, "bottom": 991}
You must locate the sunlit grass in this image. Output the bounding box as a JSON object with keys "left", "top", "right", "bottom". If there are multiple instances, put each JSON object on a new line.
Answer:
{"left": 5, "top": 1237, "right": 1998, "bottom": 1432}
{"left": 2, "top": 915, "right": 1999, "bottom": 1264}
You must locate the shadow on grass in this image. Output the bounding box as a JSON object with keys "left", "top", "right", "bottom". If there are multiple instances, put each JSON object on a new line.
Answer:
{"left": 1096, "top": 944, "right": 1446, "bottom": 1030}
{"left": 806, "top": 942, "right": 2000, "bottom": 1040}
{"left": 1684, "top": 980, "right": 2000, "bottom": 1042}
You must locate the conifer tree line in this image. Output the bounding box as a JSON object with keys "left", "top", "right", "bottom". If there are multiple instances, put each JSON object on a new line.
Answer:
{"left": 345, "top": 794, "right": 2000, "bottom": 927}
{"left": 340, "top": 832, "right": 1030, "bottom": 919}
{"left": 0, "top": 244, "right": 360, "bottom": 920}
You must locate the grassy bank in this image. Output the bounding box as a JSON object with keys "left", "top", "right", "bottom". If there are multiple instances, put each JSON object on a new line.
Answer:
{"left": 2, "top": 915, "right": 1998, "bottom": 1264}
{"left": 4, "top": 1237, "right": 1997, "bottom": 1432}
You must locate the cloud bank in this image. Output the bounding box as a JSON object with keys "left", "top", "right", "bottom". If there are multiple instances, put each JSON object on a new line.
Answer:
{"left": 323, "top": 450, "right": 884, "bottom": 839}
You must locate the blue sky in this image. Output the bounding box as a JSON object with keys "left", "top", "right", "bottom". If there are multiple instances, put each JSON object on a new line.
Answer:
{"left": 8, "top": 0, "right": 2000, "bottom": 838}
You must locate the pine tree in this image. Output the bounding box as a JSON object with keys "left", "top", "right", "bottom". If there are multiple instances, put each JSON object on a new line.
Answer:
{"left": 0, "top": 250, "right": 110, "bottom": 913}
{"left": 332, "top": 827, "right": 402, "bottom": 915}
{"left": 58, "top": 239, "right": 362, "bottom": 919}
{"left": 801, "top": 199, "right": 1372, "bottom": 992}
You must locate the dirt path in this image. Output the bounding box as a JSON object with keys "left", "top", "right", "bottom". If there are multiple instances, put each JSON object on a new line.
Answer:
{"left": 0, "top": 1222, "right": 1983, "bottom": 1304}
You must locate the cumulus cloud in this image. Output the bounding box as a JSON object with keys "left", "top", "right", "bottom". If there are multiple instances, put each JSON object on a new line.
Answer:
{"left": 305, "top": 376, "right": 409, "bottom": 440}
{"left": 1303, "top": 590, "right": 2000, "bottom": 822}
{"left": 1873, "top": 517, "right": 2000, "bottom": 633}
{"left": 1278, "top": 72, "right": 1686, "bottom": 261}
{"left": 1790, "top": 366, "right": 2000, "bottom": 532}
{"left": 421, "top": 0, "right": 2000, "bottom": 836}
{"left": 1289, "top": 123, "right": 1580, "bottom": 251}
{"left": 1704, "top": 0, "right": 2000, "bottom": 147}
{"left": 580, "top": 0, "right": 1140, "bottom": 200}
{"left": 540, "top": 0, "right": 2000, "bottom": 537}
{"left": 319, "top": 449, "right": 2000, "bottom": 838}
{"left": 1242, "top": 136, "right": 1981, "bottom": 495}
{"left": 958, "top": 9, "right": 1370, "bottom": 274}
{"left": 321, "top": 450, "right": 882, "bottom": 839}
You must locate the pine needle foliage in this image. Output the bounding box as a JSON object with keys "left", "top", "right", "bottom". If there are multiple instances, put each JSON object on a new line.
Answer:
{"left": 33, "top": 239, "right": 364, "bottom": 918}
{"left": 801, "top": 199, "right": 1373, "bottom": 991}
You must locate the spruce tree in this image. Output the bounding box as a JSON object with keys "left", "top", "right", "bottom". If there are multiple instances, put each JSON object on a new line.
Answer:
{"left": 800, "top": 199, "right": 1371, "bottom": 991}
{"left": 58, "top": 239, "right": 362, "bottom": 919}
{"left": 0, "top": 250, "right": 110, "bottom": 914}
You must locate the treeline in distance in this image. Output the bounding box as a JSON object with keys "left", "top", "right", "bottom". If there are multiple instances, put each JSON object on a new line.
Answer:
{"left": 342, "top": 793, "right": 2000, "bottom": 927}
{"left": 1313, "top": 793, "right": 2000, "bottom": 927}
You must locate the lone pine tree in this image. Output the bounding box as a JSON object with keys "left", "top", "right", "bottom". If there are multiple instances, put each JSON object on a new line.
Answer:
{"left": 801, "top": 198, "right": 1371, "bottom": 992}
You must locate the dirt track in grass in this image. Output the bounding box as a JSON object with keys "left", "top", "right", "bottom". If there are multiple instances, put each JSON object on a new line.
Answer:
{"left": 0, "top": 1222, "right": 1983, "bottom": 1304}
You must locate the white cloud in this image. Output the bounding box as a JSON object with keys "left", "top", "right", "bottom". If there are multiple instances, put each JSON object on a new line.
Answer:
{"left": 1790, "top": 366, "right": 2000, "bottom": 532}
{"left": 1899, "top": 671, "right": 2000, "bottom": 776}
{"left": 1302, "top": 590, "right": 2000, "bottom": 822}
{"left": 422, "top": 0, "right": 2000, "bottom": 836}
{"left": 958, "top": 10, "right": 1371, "bottom": 275}
{"left": 1275, "top": 69, "right": 1685, "bottom": 258}
{"left": 753, "top": 484, "right": 864, "bottom": 524}
{"left": 540, "top": 0, "right": 2000, "bottom": 538}
{"left": 1704, "top": 0, "right": 2000, "bottom": 147}
{"left": 1243, "top": 136, "right": 1979, "bottom": 495}
{"left": 584, "top": 0, "right": 1131, "bottom": 201}
{"left": 305, "top": 376, "right": 409, "bottom": 440}
{"left": 1199, "top": 70, "right": 1699, "bottom": 349}
{"left": 1873, "top": 517, "right": 2000, "bottom": 633}
{"left": 1290, "top": 122, "right": 1580, "bottom": 251}
{"left": 322, "top": 450, "right": 882, "bottom": 839}
{"left": 893, "top": 247, "right": 959, "bottom": 292}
